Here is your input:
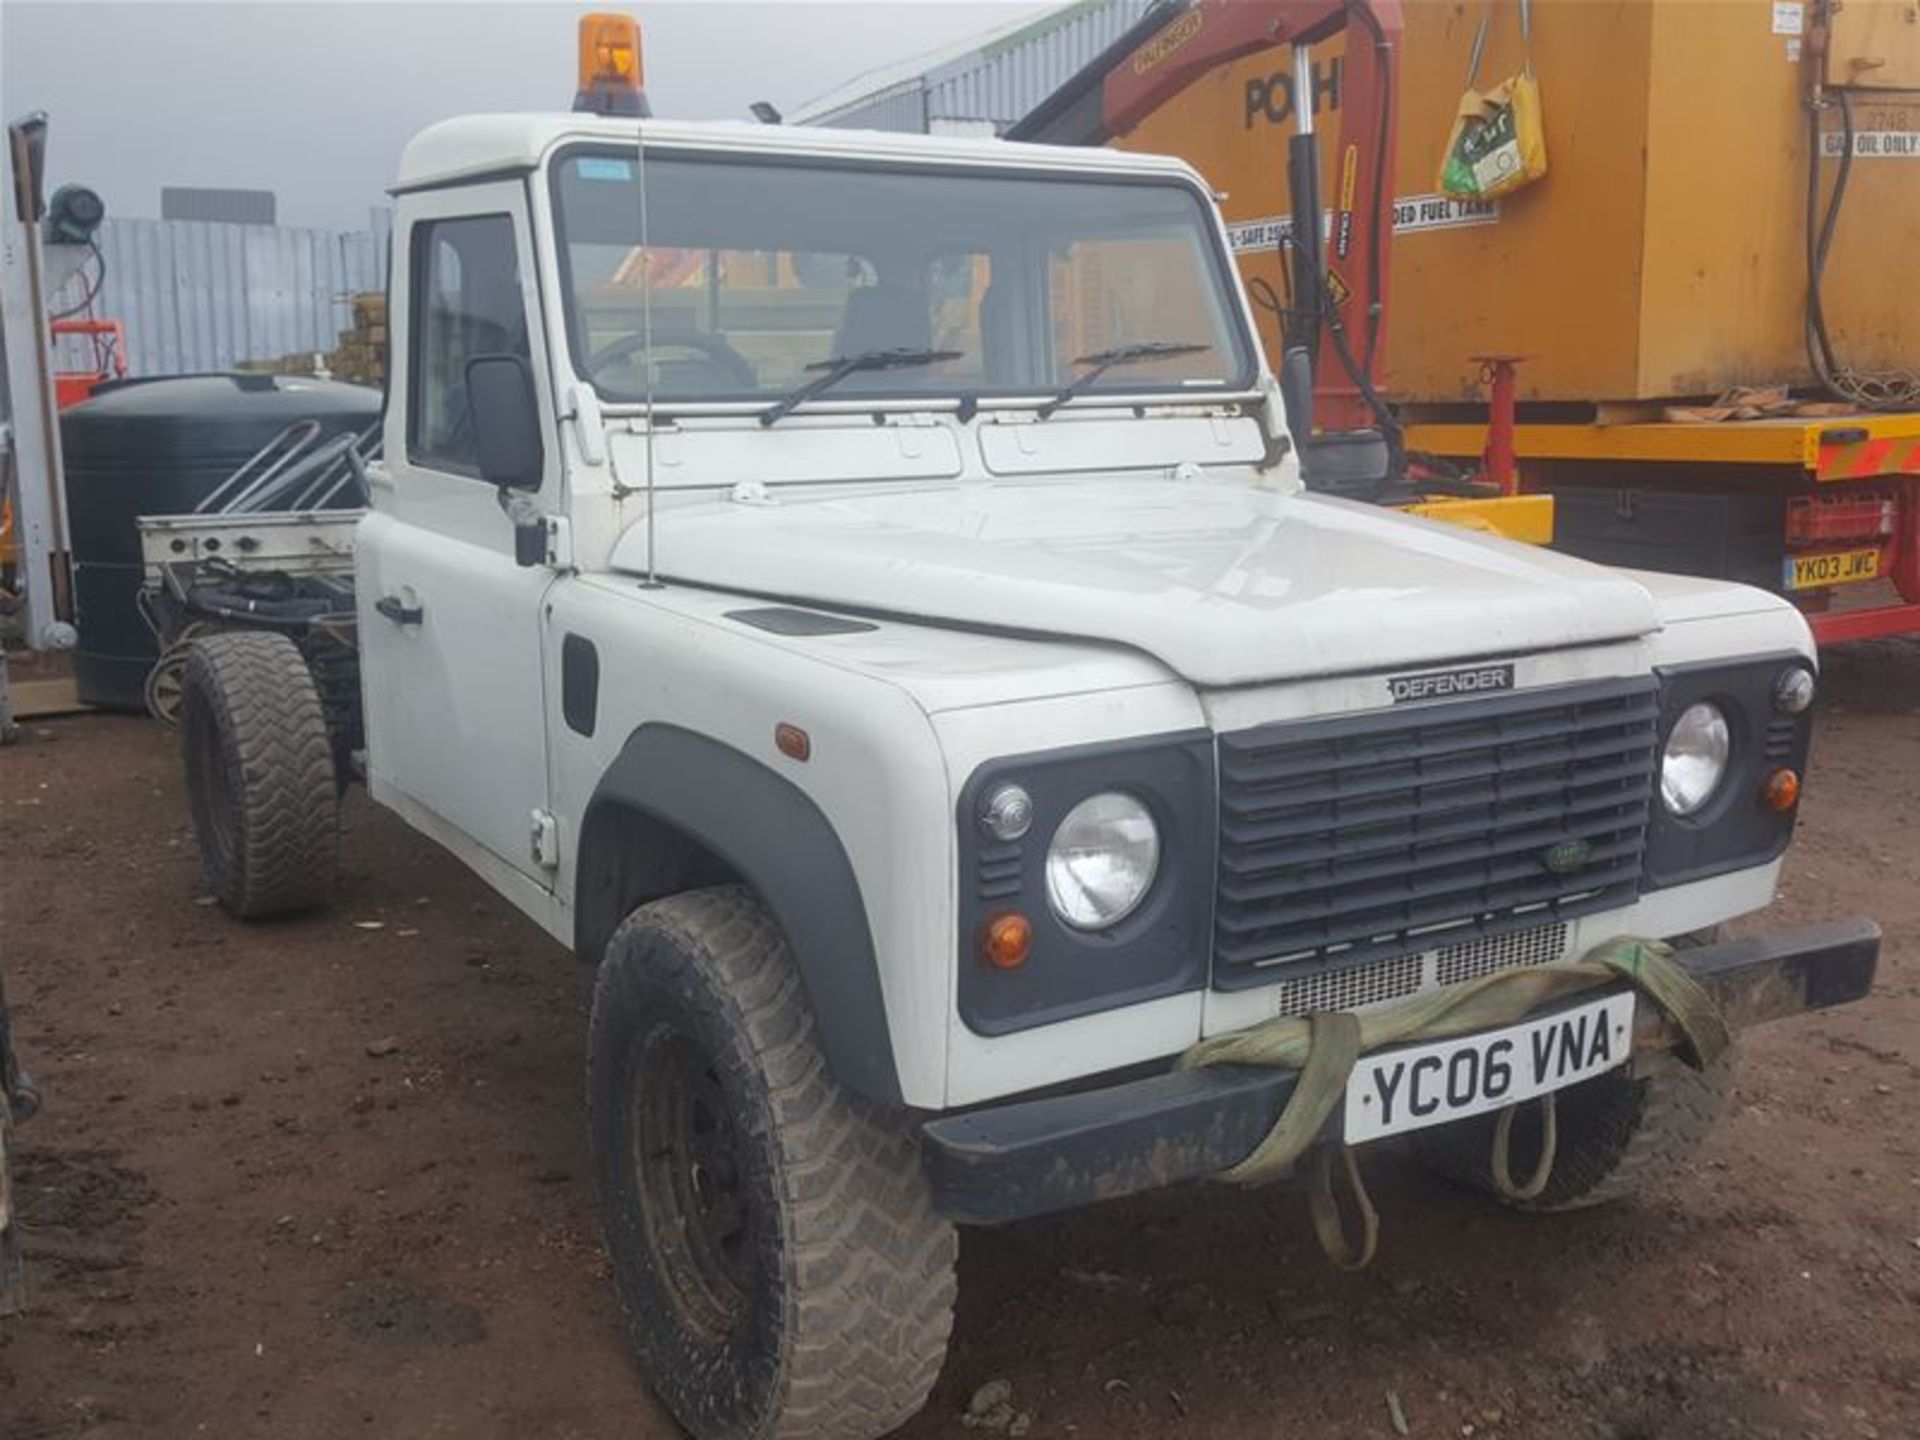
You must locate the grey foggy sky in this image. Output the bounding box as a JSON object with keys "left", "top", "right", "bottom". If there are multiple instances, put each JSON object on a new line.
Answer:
{"left": 1, "top": 1, "right": 1054, "bottom": 230}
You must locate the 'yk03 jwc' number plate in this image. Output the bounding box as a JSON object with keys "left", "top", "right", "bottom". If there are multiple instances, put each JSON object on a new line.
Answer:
{"left": 1343, "top": 992, "right": 1636, "bottom": 1144}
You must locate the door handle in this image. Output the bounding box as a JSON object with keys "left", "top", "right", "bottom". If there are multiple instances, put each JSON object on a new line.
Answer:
{"left": 374, "top": 594, "right": 423, "bottom": 625}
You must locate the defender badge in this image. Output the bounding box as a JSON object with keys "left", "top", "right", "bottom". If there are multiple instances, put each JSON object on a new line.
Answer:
{"left": 1388, "top": 662, "right": 1515, "bottom": 704}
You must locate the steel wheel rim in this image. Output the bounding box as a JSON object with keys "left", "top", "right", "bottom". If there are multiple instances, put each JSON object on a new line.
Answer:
{"left": 145, "top": 654, "right": 187, "bottom": 726}
{"left": 631, "top": 1024, "right": 753, "bottom": 1342}
{"left": 149, "top": 628, "right": 213, "bottom": 727}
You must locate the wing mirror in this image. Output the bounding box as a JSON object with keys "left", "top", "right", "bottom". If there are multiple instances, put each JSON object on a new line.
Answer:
{"left": 467, "top": 354, "right": 544, "bottom": 491}
{"left": 467, "top": 354, "right": 548, "bottom": 567}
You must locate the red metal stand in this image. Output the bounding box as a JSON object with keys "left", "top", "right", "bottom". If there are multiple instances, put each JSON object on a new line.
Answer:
{"left": 50, "top": 317, "right": 127, "bottom": 408}
{"left": 1471, "top": 355, "right": 1525, "bottom": 494}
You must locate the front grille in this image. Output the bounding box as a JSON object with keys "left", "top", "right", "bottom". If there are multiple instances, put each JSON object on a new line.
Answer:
{"left": 1214, "top": 678, "right": 1657, "bottom": 989}
{"left": 1270, "top": 951, "right": 1425, "bottom": 1015}
{"left": 1435, "top": 920, "right": 1570, "bottom": 987}
{"left": 1266, "top": 920, "right": 1571, "bottom": 1016}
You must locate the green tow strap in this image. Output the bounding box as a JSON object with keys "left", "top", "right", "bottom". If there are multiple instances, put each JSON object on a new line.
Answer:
{"left": 1490, "top": 1091, "right": 1558, "bottom": 1201}
{"left": 1178, "top": 937, "right": 1732, "bottom": 1268}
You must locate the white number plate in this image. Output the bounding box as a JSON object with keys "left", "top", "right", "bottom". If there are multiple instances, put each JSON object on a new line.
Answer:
{"left": 1343, "top": 993, "right": 1636, "bottom": 1144}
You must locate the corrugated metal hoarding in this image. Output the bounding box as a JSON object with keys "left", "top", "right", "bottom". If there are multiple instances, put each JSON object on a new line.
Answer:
{"left": 58, "top": 217, "right": 386, "bottom": 379}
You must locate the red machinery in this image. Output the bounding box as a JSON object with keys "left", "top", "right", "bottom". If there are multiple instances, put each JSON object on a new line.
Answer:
{"left": 50, "top": 316, "right": 127, "bottom": 408}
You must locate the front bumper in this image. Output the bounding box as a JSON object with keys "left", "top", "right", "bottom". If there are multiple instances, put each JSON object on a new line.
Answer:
{"left": 921, "top": 919, "right": 1880, "bottom": 1225}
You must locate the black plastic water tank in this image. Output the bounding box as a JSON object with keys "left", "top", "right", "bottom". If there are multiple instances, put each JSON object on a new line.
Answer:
{"left": 61, "top": 373, "right": 380, "bottom": 711}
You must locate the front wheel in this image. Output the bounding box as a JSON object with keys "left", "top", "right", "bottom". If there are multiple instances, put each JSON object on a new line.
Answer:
{"left": 589, "top": 886, "right": 956, "bottom": 1440}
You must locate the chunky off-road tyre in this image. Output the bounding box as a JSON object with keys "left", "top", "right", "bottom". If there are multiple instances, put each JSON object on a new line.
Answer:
{"left": 181, "top": 630, "right": 337, "bottom": 919}
{"left": 589, "top": 886, "right": 956, "bottom": 1440}
{"left": 1415, "top": 1050, "right": 1735, "bottom": 1213}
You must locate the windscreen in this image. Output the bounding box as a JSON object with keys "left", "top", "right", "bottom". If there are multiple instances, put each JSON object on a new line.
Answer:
{"left": 551, "top": 148, "right": 1255, "bottom": 406}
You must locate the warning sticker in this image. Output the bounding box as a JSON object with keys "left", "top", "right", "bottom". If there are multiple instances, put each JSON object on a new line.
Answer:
{"left": 1225, "top": 214, "right": 1322, "bottom": 251}
{"left": 1225, "top": 192, "right": 1499, "bottom": 254}
{"left": 1771, "top": 2, "right": 1803, "bottom": 36}
{"left": 1391, "top": 193, "right": 1502, "bottom": 233}
{"left": 1335, "top": 144, "right": 1360, "bottom": 259}
{"left": 1820, "top": 131, "right": 1920, "bottom": 159}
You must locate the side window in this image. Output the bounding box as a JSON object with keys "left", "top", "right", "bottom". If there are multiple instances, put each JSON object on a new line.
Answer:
{"left": 409, "top": 215, "right": 530, "bottom": 474}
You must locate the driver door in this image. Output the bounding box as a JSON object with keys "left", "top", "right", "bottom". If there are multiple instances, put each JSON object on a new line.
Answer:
{"left": 357, "top": 182, "right": 560, "bottom": 890}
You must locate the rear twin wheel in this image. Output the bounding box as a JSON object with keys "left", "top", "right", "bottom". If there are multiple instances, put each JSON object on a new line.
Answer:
{"left": 180, "top": 630, "right": 338, "bottom": 918}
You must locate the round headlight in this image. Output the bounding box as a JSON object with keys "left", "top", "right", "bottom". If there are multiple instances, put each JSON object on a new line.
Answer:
{"left": 979, "top": 783, "right": 1034, "bottom": 842}
{"left": 1661, "top": 702, "right": 1731, "bottom": 816}
{"left": 1773, "top": 665, "right": 1815, "bottom": 715}
{"left": 1045, "top": 792, "right": 1160, "bottom": 931}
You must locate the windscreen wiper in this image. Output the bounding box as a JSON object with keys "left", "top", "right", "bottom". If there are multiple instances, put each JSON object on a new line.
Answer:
{"left": 1035, "top": 340, "right": 1212, "bottom": 420}
{"left": 758, "top": 348, "right": 963, "bottom": 428}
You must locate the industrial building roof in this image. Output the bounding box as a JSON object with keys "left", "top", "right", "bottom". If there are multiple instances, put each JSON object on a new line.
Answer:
{"left": 790, "top": 0, "right": 1158, "bottom": 135}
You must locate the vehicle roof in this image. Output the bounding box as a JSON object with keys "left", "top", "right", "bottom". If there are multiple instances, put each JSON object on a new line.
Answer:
{"left": 392, "top": 113, "right": 1206, "bottom": 194}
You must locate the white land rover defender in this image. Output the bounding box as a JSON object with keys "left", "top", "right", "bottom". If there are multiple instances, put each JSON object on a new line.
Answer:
{"left": 156, "top": 112, "right": 1879, "bottom": 1440}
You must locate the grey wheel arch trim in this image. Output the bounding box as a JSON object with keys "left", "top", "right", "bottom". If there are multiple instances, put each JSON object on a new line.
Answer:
{"left": 580, "top": 723, "right": 902, "bottom": 1106}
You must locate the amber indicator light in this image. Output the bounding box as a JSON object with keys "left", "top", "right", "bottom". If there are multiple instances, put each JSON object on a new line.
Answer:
{"left": 775, "top": 723, "right": 811, "bottom": 762}
{"left": 1763, "top": 768, "right": 1800, "bottom": 812}
{"left": 980, "top": 912, "right": 1033, "bottom": 970}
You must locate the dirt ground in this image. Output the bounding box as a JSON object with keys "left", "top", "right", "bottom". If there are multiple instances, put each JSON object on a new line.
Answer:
{"left": 2, "top": 644, "right": 1916, "bottom": 1440}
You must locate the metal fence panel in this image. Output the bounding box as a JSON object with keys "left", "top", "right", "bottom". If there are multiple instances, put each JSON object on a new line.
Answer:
{"left": 79, "top": 217, "right": 386, "bottom": 377}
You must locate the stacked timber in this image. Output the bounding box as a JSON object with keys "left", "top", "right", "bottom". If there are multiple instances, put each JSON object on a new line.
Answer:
{"left": 328, "top": 293, "right": 387, "bottom": 387}
{"left": 235, "top": 292, "right": 387, "bottom": 391}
